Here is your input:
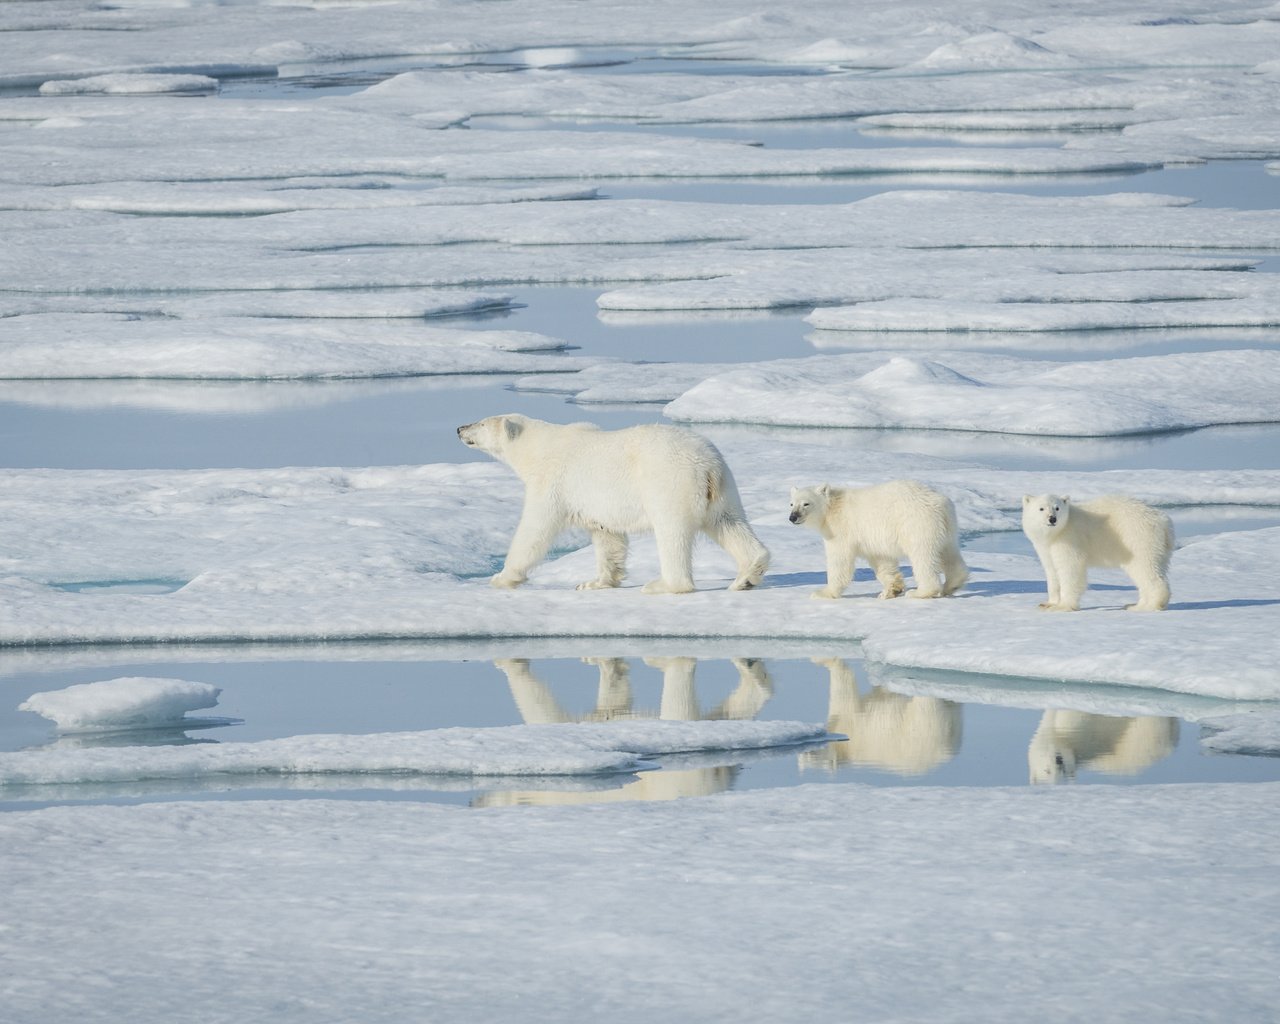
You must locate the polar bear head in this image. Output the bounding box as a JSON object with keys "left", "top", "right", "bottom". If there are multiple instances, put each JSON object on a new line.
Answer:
{"left": 1022, "top": 493, "right": 1070, "bottom": 539}
{"left": 457, "top": 414, "right": 529, "bottom": 463}
{"left": 789, "top": 484, "right": 831, "bottom": 528}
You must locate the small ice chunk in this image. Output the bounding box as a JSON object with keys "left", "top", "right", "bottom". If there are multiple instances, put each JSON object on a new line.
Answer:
{"left": 39, "top": 73, "right": 219, "bottom": 96}
{"left": 19, "top": 677, "right": 222, "bottom": 733}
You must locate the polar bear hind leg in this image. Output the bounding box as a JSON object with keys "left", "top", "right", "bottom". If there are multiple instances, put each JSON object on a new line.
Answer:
{"left": 870, "top": 558, "right": 906, "bottom": 600}
{"left": 941, "top": 543, "right": 969, "bottom": 596}
{"left": 906, "top": 547, "right": 945, "bottom": 599}
{"left": 1126, "top": 565, "right": 1170, "bottom": 612}
{"left": 707, "top": 516, "right": 770, "bottom": 591}
{"left": 577, "top": 529, "right": 628, "bottom": 590}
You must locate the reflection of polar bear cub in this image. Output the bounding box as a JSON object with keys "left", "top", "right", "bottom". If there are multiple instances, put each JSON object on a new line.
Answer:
{"left": 458, "top": 414, "right": 769, "bottom": 594}
{"left": 1021, "top": 494, "right": 1173, "bottom": 611}
{"left": 1028, "top": 710, "right": 1179, "bottom": 784}
{"left": 788, "top": 480, "right": 968, "bottom": 599}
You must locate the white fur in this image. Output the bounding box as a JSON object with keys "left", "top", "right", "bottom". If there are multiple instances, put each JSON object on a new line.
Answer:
{"left": 458, "top": 414, "right": 769, "bottom": 594}
{"left": 788, "top": 479, "right": 968, "bottom": 600}
{"left": 1028, "top": 710, "right": 1180, "bottom": 784}
{"left": 1021, "top": 493, "right": 1173, "bottom": 612}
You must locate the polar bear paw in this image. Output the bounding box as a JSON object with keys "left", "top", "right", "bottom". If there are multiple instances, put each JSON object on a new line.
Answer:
{"left": 576, "top": 578, "right": 620, "bottom": 591}
{"left": 642, "top": 578, "right": 696, "bottom": 595}
{"left": 490, "top": 572, "right": 524, "bottom": 590}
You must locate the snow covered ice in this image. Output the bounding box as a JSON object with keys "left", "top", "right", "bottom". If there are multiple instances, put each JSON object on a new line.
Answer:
{"left": 3, "top": 0, "right": 1280, "bottom": 1020}
{"left": 18, "top": 677, "right": 224, "bottom": 733}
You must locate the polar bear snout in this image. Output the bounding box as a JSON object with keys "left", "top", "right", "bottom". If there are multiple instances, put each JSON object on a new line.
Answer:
{"left": 457, "top": 420, "right": 490, "bottom": 450}
{"left": 788, "top": 509, "right": 802, "bottom": 524}
{"left": 1048, "top": 514, "right": 1058, "bottom": 526}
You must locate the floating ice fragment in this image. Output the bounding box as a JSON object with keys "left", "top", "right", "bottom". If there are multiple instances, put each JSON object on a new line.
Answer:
{"left": 1200, "top": 711, "right": 1280, "bottom": 757}
{"left": 39, "top": 73, "right": 218, "bottom": 96}
{"left": 19, "top": 677, "right": 222, "bottom": 733}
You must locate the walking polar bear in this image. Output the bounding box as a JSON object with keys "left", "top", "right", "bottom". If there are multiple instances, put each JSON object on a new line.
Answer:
{"left": 1021, "top": 494, "right": 1173, "bottom": 611}
{"left": 788, "top": 480, "right": 968, "bottom": 600}
{"left": 457, "top": 415, "right": 769, "bottom": 594}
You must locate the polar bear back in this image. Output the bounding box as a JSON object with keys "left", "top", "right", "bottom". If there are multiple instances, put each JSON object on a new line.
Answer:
{"left": 831, "top": 480, "right": 958, "bottom": 556}
{"left": 507, "top": 421, "right": 730, "bottom": 530}
{"left": 1057, "top": 496, "right": 1174, "bottom": 567}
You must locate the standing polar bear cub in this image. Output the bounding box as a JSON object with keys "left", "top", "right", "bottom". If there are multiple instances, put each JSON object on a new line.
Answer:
{"left": 788, "top": 480, "right": 968, "bottom": 600}
{"left": 458, "top": 415, "right": 769, "bottom": 594}
{"left": 1022, "top": 494, "right": 1173, "bottom": 611}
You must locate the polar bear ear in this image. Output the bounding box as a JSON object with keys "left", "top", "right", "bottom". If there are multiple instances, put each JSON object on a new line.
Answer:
{"left": 789, "top": 486, "right": 798, "bottom": 499}
{"left": 1062, "top": 495, "right": 1070, "bottom": 503}
{"left": 1023, "top": 495, "right": 1031, "bottom": 505}
{"left": 817, "top": 483, "right": 830, "bottom": 497}
{"left": 502, "top": 417, "right": 524, "bottom": 442}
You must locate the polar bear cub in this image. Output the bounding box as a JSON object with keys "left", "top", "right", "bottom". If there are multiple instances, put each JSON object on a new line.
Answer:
{"left": 788, "top": 480, "right": 968, "bottom": 600}
{"left": 1021, "top": 494, "right": 1173, "bottom": 611}
{"left": 458, "top": 414, "right": 769, "bottom": 595}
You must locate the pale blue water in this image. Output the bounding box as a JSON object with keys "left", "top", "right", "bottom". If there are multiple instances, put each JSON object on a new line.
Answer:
{"left": 2, "top": 49, "right": 1277, "bottom": 806}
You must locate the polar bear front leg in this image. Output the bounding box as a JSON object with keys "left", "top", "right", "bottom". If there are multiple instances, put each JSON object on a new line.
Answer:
{"left": 1032, "top": 543, "right": 1060, "bottom": 609}
{"left": 492, "top": 500, "right": 561, "bottom": 589}
{"left": 814, "top": 541, "right": 855, "bottom": 599}
{"left": 1047, "top": 549, "right": 1086, "bottom": 611}
{"left": 577, "top": 529, "right": 628, "bottom": 590}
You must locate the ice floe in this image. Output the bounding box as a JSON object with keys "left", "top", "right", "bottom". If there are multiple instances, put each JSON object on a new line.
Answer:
{"left": 1200, "top": 710, "right": 1280, "bottom": 757}
{"left": 18, "top": 677, "right": 222, "bottom": 733}
{"left": 658, "top": 350, "right": 1280, "bottom": 436}
{"left": 0, "top": 719, "right": 827, "bottom": 788}
{"left": 2, "top": 782, "right": 1277, "bottom": 1022}
{"left": 39, "top": 73, "right": 219, "bottom": 96}
{"left": 0, "top": 316, "right": 581, "bottom": 380}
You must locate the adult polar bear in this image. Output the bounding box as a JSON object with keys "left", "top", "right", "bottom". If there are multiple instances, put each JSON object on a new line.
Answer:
{"left": 1021, "top": 494, "right": 1173, "bottom": 611}
{"left": 458, "top": 415, "right": 770, "bottom": 594}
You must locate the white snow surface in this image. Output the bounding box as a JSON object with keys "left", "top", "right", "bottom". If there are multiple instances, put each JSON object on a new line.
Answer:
{"left": 1, "top": 784, "right": 1277, "bottom": 1023}
{"left": 1200, "top": 710, "right": 1280, "bottom": 757}
{"left": 0, "top": 719, "right": 826, "bottom": 787}
{"left": 17, "top": 677, "right": 221, "bottom": 732}
{"left": 664, "top": 350, "right": 1280, "bottom": 435}
{"left": 0, "top": 316, "right": 581, "bottom": 380}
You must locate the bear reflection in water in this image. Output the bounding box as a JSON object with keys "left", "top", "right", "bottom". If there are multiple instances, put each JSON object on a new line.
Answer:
{"left": 474, "top": 656, "right": 775, "bottom": 807}
{"left": 800, "top": 658, "right": 963, "bottom": 776}
{"left": 1028, "top": 709, "right": 1179, "bottom": 784}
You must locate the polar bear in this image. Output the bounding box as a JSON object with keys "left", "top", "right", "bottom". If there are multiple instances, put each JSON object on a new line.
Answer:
{"left": 788, "top": 480, "right": 968, "bottom": 599}
{"left": 1021, "top": 494, "right": 1173, "bottom": 611}
{"left": 457, "top": 414, "right": 769, "bottom": 594}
